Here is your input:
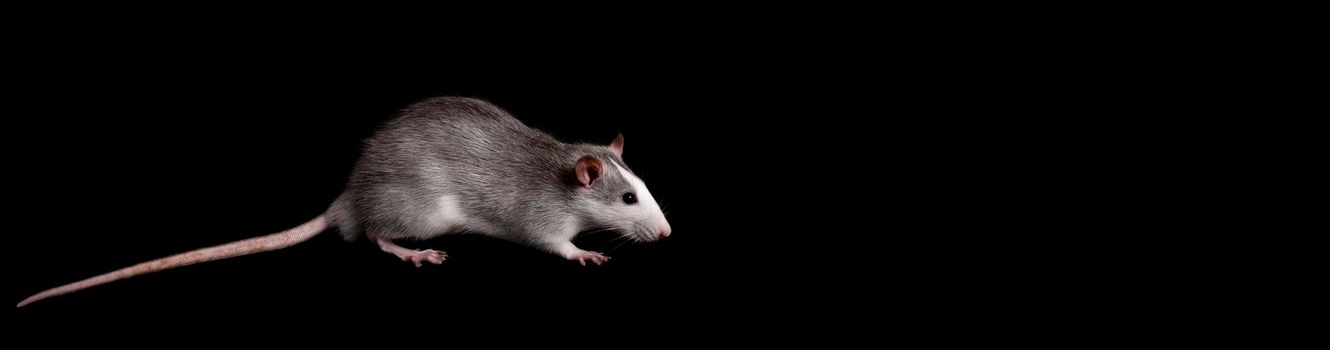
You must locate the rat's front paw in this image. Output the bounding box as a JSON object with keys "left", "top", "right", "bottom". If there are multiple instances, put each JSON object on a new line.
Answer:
{"left": 569, "top": 250, "right": 611, "bottom": 266}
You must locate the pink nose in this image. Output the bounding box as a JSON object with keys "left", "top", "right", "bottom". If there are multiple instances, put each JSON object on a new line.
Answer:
{"left": 658, "top": 225, "right": 672, "bottom": 240}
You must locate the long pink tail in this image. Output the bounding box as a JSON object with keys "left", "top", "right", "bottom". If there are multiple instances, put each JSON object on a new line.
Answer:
{"left": 17, "top": 215, "right": 329, "bottom": 307}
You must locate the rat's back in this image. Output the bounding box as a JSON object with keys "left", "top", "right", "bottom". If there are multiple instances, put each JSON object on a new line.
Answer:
{"left": 329, "top": 97, "right": 573, "bottom": 241}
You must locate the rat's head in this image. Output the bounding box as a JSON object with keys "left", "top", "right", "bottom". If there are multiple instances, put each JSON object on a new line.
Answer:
{"left": 572, "top": 133, "right": 671, "bottom": 242}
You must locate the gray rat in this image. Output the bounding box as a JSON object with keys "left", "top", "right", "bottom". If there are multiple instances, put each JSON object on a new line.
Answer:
{"left": 17, "top": 96, "right": 671, "bottom": 307}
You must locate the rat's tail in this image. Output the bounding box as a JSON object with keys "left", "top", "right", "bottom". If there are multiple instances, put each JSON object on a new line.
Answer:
{"left": 17, "top": 215, "right": 329, "bottom": 308}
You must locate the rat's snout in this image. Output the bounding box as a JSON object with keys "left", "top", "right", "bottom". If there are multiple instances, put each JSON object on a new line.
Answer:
{"left": 657, "top": 223, "right": 672, "bottom": 240}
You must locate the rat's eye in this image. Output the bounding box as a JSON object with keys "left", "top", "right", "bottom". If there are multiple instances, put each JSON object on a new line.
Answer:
{"left": 623, "top": 192, "right": 638, "bottom": 204}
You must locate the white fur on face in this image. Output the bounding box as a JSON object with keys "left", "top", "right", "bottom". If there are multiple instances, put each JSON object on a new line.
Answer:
{"left": 610, "top": 162, "right": 669, "bottom": 237}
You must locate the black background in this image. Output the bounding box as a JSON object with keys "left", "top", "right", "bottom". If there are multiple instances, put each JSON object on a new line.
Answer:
{"left": 10, "top": 11, "right": 863, "bottom": 335}
{"left": 9, "top": 3, "right": 1245, "bottom": 344}
{"left": 8, "top": 4, "right": 1049, "bottom": 339}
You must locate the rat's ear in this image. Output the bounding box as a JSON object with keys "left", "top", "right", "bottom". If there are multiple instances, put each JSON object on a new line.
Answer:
{"left": 575, "top": 155, "right": 603, "bottom": 189}
{"left": 609, "top": 133, "right": 624, "bottom": 157}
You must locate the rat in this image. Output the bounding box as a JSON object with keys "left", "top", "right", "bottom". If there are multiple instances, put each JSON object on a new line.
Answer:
{"left": 17, "top": 96, "right": 672, "bottom": 307}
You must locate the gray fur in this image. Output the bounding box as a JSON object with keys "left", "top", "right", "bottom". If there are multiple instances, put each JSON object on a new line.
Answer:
{"left": 325, "top": 97, "right": 657, "bottom": 257}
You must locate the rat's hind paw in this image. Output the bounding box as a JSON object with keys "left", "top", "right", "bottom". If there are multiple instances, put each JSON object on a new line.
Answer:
{"left": 403, "top": 249, "right": 447, "bottom": 267}
{"left": 375, "top": 238, "right": 447, "bottom": 267}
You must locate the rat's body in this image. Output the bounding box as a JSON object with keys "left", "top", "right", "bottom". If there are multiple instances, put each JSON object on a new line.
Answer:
{"left": 18, "top": 96, "right": 671, "bottom": 307}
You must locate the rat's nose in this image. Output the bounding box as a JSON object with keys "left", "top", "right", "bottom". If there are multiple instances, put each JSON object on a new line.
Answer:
{"left": 658, "top": 225, "right": 672, "bottom": 240}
